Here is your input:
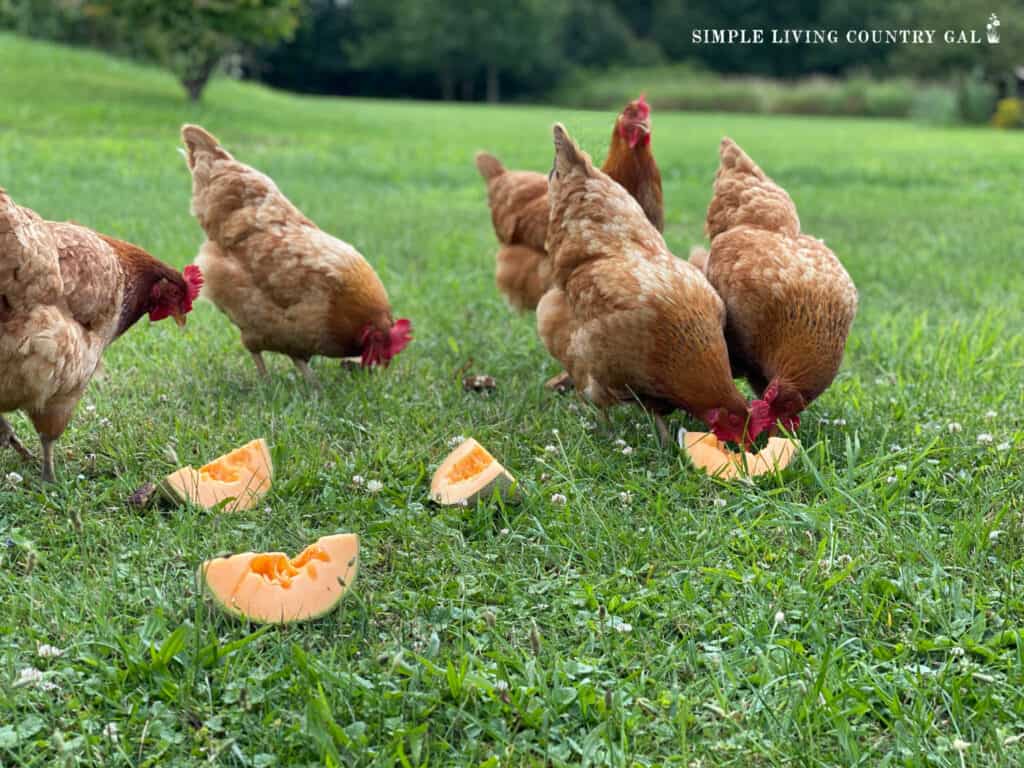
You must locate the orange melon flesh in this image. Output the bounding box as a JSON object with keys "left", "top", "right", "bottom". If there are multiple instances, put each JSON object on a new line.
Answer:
{"left": 682, "top": 431, "right": 798, "bottom": 479}
{"left": 431, "top": 438, "right": 516, "bottom": 505}
{"left": 164, "top": 439, "right": 272, "bottom": 511}
{"left": 200, "top": 533, "right": 359, "bottom": 624}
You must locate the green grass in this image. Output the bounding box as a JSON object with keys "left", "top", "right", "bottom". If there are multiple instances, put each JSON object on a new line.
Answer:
{"left": 1, "top": 34, "right": 1023, "bottom": 766}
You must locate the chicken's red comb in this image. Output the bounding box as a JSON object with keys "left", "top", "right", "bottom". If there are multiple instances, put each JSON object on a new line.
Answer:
{"left": 184, "top": 265, "right": 203, "bottom": 303}
{"left": 632, "top": 93, "right": 650, "bottom": 117}
{"left": 390, "top": 318, "right": 413, "bottom": 352}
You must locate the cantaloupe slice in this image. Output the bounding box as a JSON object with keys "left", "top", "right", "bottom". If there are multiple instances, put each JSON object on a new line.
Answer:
{"left": 431, "top": 438, "right": 516, "bottom": 505}
{"left": 199, "top": 533, "right": 358, "bottom": 624}
{"left": 164, "top": 439, "right": 272, "bottom": 511}
{"left": 681, "top": 431, "right": 798, "bottom": 479}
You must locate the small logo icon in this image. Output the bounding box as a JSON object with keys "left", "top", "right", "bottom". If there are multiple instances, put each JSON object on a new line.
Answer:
{"left": 987, "top": 13, "right": 1000, "bottom": 44}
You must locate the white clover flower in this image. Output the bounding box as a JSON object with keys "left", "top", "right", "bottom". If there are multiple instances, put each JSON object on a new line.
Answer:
{"left": 37, "top": 643, "right": 63, "bottom": 659}
{"left": 976, "top": 433, "right": 994, "bottom": 445}
{"left": 614, "top": 438, "right": 627, "bottom": 447}
{"left": 85, "top": 404, "right": 96, "bottom": 413}
{"left": 890, "top": 443, "right": 903, "bottom": 452}
{"left": 611, "top": 618, "right": 633, "bottom": 633}
{"left": 621, "top": 446, "right": 633, "bottom": 456}
{"left": 988, "top": 530, "right": 1003, "bottom": 542}
{"left": 15, "top": 667, "right": 43, "bottom": 687}
{"left": 952, "top": 738, "right": 970, "bottom": 753}
{"left": 499, "top": 528, "right": 510, "bottom": 536}
{"left": 351, "top": 474, "right": 365, "bottom": 486}
{"left": 551, "top": 429, "right": 559, "bottom": 436}
{"left": 103, "top": 722, "right": 119, "bottom": 742}
{"left": 447, "top": 435, "right": 466, "bottom": 448}
{"left": 6, "top": 471, "right": 23, "bottom": 485}
{"left": 984, "top": 410, "right": 998, "bottom": 420}
{"left": 713, "top": 498, "right": 727, "bottom": 508}
{"left": 550, "top": 493, "right": 567, "bottom": 505}
{"left": 619, "top": 491, "right": 632, "bottom": 504}
{"left": 886, "top": 476, "right": 897, "bottom": 484}
{"left": 366, "top": 479, "right": 383, "bottom": 493}
{"left": 997, "top": 442, "right": 1011, "bottom": 452}
{"left": 948, "top": 422, "right": 963, "bottom": 433}
{"left": 950, "top": 646, "right": 965, "bottom": 657}
{"left": 544, "top": 444, "right": 558, "bottom": 454}
{"left": 832, "top": 418, "right": 847, "bottom": 427}
{"left": 773, "top": 610, "right": 785, "bottom": 625}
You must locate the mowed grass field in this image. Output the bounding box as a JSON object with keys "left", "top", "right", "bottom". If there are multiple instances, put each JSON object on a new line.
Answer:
{"left": 2, "top": 34, "right": 1023, "bottom": 767}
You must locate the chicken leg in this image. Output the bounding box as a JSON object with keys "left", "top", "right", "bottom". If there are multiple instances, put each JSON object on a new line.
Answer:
{"left": 250, "top": 351, "right": 268, "bottom": 378}
{"left": 40, "top": 437, "right": 57, "bottom": 483}
{"left": 0, "top": 417, "right": 34, "bottom": 461}
{"left": 652, "top": 413, "right": 672, "bottom": 448}
{"left": 291, "top": 357, "right": 320, "bottom": 387}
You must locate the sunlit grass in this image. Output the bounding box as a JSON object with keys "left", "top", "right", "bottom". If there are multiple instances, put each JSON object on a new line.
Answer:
{"left": 1, "top": 34, "right": 1023, "bottom": 766}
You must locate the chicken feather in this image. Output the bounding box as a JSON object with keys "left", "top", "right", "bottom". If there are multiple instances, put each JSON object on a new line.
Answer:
{"left": 538, "top": 125, "right": 751, "bottom": 446}
{"left": 703, "top": 138, "right": 858, "bottom": 436}
{"left": 181, "top": 124, "right": 411, "bottom": 379}
{"left": 0, "top": 188, "right": 199, "bottom": 480}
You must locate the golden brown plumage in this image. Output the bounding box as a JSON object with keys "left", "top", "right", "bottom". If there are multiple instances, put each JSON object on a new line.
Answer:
{"left": 0, "top": 188, "right": 200, "bottom": 480}
{"left": 181, "top": 124, "right": 411, "bottom": 382}
{"left": 477, "top": 96, "right": 663, "bottom": 313}
{"left": 538, "top": 124, "right": 751, "bottom": 446}
{"left": 702, "top": 138, "right": 858, "bottom": 436}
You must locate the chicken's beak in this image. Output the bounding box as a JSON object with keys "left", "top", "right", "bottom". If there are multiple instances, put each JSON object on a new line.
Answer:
{"left": 627, "top": 119, "right": 651, "bottom": 148}
{"left": 173, "top": 311, "right": 187, "bottom": 329}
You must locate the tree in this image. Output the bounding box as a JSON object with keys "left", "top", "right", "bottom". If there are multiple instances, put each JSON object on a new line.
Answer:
{"left": 351, "top": 0, "right": 566, "bottom": 102}
{"left": 121, "top": 0, "right": 301, "bottom": 101}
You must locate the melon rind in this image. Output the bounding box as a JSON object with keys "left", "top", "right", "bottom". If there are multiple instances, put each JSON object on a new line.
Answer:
{"left": 199, "top": 533, "right": 359, "bottom": 624}
{"left": 430, "top": 438, "right": 516, "bottom": 506}
{"left": 164, "top": 438, "right": 272, "bottom": 511}
{"left": 681, "top": 431, "right": 798, "bottom": 480}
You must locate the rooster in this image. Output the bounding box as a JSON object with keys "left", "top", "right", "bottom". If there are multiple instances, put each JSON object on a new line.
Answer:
{"left": 538, "top": 124, "right": 751, "bottom": 447}
{"left": 476, "top": 96, "right": 663, "bottom": 313}
{"left": 0, "top": 189, "right": 202, "bottom": 481}
{"left": 700, "top": 138, "right": 858, "bottom": 437}
{"left": 181, "top": 124, "right": 412, "bottom": 384}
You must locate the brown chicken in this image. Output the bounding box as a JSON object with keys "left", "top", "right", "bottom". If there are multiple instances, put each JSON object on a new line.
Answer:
{"left": 0, "top": 188, "right": 202, "bottom": 481}
{"left": 537, "top": 124, "right": 751, "bottom": 446}
{"left": 476, "top": 96, "right": 663, "bottom": 312}
{"left": 700, "top": 138, "right": 858, "bottom": 438}
{"left": 181, "top": 125, "right": 412, "bottom": 383}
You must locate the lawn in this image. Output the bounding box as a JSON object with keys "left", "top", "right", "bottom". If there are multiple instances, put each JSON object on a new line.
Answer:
{"left": 1, "top": 34, "right": 1023, "bottom": 767}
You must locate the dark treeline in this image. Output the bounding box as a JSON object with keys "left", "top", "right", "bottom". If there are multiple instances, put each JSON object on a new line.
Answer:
{"left": 1, "top": 0, "right": 1018, "bottom": 102}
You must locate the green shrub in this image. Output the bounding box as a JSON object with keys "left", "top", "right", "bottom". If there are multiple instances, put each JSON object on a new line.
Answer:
{"left": 992, "top": 98, "right": 1023, "bottom": 129}
{"left": 959, "top": 73, "right": 998, "bottom": 123}
{"left": 861, "top": 79, "right": 915, "bottom": 118}
{"left": 910, "top": 86, "right": 959, "bottom": 125}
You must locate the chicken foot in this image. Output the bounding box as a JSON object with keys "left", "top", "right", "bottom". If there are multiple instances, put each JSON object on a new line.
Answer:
{"left": 0, "top": 417, "right": 34, "bottom": 461}
{"left": 544, "top": 371, "right": 574, "bottom": 393}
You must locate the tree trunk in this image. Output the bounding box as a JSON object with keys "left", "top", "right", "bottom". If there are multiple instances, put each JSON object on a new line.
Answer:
{"left": 485, "top": 63, "right": 499, "bottom": 103}
{"left": 460, "top": 78, "right": 474, "bottom": 101}
{"left": 182, "top": 54, "right": 220, "bottom": 103}
{"left": 440, "top": 70, "right": 455, "bottom": 101}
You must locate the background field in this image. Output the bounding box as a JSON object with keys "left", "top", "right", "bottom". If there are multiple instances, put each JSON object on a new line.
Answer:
{"left": 1, "top": 35, "right": 1023, "bottom": 767}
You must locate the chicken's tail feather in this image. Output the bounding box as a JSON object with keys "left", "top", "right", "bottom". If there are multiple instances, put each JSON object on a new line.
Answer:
{"left": 475, "top": 151, "right": 505, "bottom": 181}
{"left": 717, "top": 137, "right": 763, "bottom": 179}
{"left": 181, "top": 124, "right": 231, "bottom": 170}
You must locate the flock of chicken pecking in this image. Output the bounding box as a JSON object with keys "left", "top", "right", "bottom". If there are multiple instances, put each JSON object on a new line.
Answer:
{"left": 0, "top": 96, "right": 856, "bottom": 482}
{"left": 478, "top": 97, "right": 857, "bottom": 449}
